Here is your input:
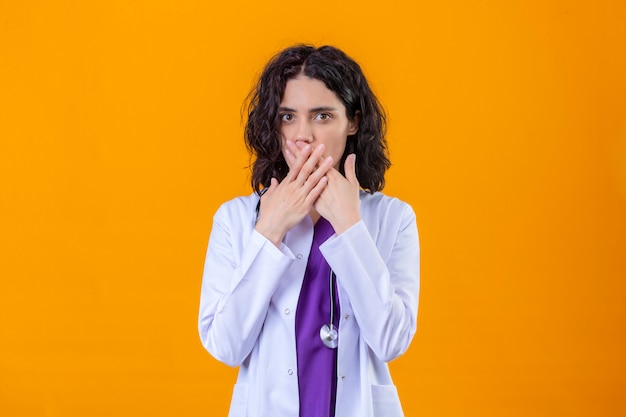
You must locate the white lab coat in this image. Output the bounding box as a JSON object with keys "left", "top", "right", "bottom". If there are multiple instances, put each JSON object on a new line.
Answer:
{"left": 199, "top": 191, "right": 420, "bottom": 417}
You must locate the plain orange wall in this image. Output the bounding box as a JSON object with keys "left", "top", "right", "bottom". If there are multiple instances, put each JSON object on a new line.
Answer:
{"left": 1, "top": 1, "right": 625, "bottom": 416}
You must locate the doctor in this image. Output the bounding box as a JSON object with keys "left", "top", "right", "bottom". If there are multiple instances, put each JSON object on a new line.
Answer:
{"left": 199, "top": 45, "right": 420, "bottom": 417}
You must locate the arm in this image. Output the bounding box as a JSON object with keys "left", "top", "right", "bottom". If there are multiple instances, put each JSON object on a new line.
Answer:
{"left": 199, "top": 143, "right": 333, "bottom": 366}
{"left": 198, "top": 201, "right": 294, "bottom": 366}
{"left": 320, "top": 202, "right": 420, "bottom": 362}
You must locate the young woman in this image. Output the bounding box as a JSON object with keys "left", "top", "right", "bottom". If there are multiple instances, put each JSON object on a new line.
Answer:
{"left": 198, "top": 45, "right": 420, "bottom": 417}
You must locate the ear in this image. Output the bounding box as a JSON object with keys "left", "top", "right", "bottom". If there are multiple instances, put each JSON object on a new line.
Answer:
{"left": 347, "top": 110, "right": 360, "bottom": 135}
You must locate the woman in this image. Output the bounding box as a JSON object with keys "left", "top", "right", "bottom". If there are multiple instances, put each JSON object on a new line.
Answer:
{"left": 198, "top": 45, "right": 420, "bottom": 417}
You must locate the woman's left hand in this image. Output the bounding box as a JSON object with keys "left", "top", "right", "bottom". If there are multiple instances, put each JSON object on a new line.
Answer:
{"left": 313, "top": 154, "right": 361, "bottom": 234}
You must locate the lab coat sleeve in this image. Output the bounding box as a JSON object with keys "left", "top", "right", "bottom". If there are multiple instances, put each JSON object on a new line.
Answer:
{"left": 320, "top": 202, "right": 419, "bottom": 362}
{"left": 198, "top": 201, "right": 294, "bottom": 367}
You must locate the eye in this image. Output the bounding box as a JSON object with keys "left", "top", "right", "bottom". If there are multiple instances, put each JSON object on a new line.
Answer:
{"left": 280, "top": 113, "right": 294, "bottom": 122}
{"left": 315, "top": 113, "right": 332, "bottom": 121}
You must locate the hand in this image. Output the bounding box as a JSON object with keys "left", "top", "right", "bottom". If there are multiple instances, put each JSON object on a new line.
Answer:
{"left": 284, "top": 142, "right": 361, "bottom": 234}
{"left": 255, "top": 142, "right": 334, "bottom": 247}
{"left": 314, "top": 154, "right": 361, "bottom": 234}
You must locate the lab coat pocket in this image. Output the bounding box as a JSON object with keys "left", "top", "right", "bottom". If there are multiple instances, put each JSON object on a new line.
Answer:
{"left": 371, "top": 384, "right": 404, "bottom": 417}
{"left": 227, "top": 383, "right": 248, "bottom": 417}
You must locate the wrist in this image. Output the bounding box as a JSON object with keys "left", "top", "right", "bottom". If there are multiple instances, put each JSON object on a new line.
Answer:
{"left": 333, "top": 215, "right": 361, "bottom": 235}
{"left": 254, "top": 223, "right": 285, "bottom": 248}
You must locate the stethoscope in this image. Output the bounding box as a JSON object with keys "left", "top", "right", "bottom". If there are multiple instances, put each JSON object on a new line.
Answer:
{"left": 320, "top": 270, "right": 339, "bottom": 349}
{"left": 256, "top": 193, "right": 339, "bottom": 349}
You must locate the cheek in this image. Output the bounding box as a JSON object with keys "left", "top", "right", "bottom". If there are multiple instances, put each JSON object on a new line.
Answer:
{"left": 279, "top": 124, "right": 294, "bottom": 141}
{"left": 330, "top": 136, "right": 348, "bottom": 158}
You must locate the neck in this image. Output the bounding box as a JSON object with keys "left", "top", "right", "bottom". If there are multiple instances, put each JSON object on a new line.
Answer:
{"left": 309, "top": 209, "right": 321, "bottom": 225}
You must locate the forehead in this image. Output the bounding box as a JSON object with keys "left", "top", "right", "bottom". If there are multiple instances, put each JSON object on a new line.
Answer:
{"left": 280, "top": 76, "right": 343, "bottom": 108}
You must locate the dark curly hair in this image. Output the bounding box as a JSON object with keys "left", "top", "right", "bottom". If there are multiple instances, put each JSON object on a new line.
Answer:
{"left": 244, "top": 44, "right": 390, "bottom": 194}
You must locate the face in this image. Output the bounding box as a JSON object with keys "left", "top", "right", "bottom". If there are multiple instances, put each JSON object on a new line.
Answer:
{"left": 279, "top": 75, "right": 358, "bottom": 170}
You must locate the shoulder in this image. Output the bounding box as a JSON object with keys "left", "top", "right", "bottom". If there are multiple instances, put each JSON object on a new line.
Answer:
{"left": 359, "top": 191, "right": 415, "bottom": 223}
{"left": 357, "top": 191, "right": 419, "bottom": 255}
{"left": 212, "top": 193, "right": 260, "bottom": 228}
{"left": 216, "top": 193, "right": 258, "bottom": 213}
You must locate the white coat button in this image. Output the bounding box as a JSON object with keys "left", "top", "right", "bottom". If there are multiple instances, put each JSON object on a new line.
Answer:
{"left": 288, "top": 369, "right": 294, "bottom": 375}
{"left": 284, "top": 308, "right": 291, "bottom": 315}
{"left": 296, "top": 254, "right": 303, "bottom": 259}
{"left": 344, "top": 314, "right": 350, "bottom": 320}
{"left": 341, "top": 375, "right": 346, "bottom": 381}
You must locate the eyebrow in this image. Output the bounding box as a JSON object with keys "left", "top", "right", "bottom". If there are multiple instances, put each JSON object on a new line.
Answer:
{"left": 278, "top": 106, "right": 339, "bottom": 113}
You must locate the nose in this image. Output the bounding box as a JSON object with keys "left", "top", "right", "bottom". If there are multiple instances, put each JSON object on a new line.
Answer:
{"left": 294, "top": 119, "right": 313, "bottom": 144}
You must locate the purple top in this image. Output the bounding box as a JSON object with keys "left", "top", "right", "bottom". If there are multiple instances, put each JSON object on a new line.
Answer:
{"left": 295, "top": 217, "right": 341, "bottom": 417}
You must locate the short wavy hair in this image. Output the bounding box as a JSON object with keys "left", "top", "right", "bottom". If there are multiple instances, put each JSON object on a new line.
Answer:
{"left": 244, "top": 44, "right": 390, "bottom": 194}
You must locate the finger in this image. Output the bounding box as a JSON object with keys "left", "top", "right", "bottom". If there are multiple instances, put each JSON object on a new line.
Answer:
{"left": 284, "top": 139, "right": 300, "bottom": 163}
{"left": 284, "top": 143, "right": 312, "bottom": 181}
{"left": 304, "top": 175, "right": 329, "bottom": 205}
{"left": 284, "top": 146, "right": 297, "bottom": 166}
{"left": 287, "top": 140, "right": 329, "bottom": 169}
{"left": 285, "top": 139, "right": 301, "bottom": 158}
{"left": 295, "top": 144, "right": 326, "bottom": 184}
{"left": 289, "top": 140, "right": 335, "bottom": 170}
{"left": 290, "top": 140, "right": 326, "bottom": 164}
{"left": 344, "top": 153, "right": 359, "bottom": 186}
{"left": 303, "top": 155, "right": 333, "bottom": 190}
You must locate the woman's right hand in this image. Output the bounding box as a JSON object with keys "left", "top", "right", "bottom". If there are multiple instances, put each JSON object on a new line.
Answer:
{"left": 254, "top": 141, "right": 333, "bottom": 247}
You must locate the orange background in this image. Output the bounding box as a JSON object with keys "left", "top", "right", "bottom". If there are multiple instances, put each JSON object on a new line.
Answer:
{"left": 1, "top": 1, "right": 625, "bottom": 416}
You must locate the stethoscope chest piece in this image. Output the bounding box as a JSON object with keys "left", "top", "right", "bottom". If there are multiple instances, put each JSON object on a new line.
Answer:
{"left": 320, "top": 323, "right": 338, "bottom": 349}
